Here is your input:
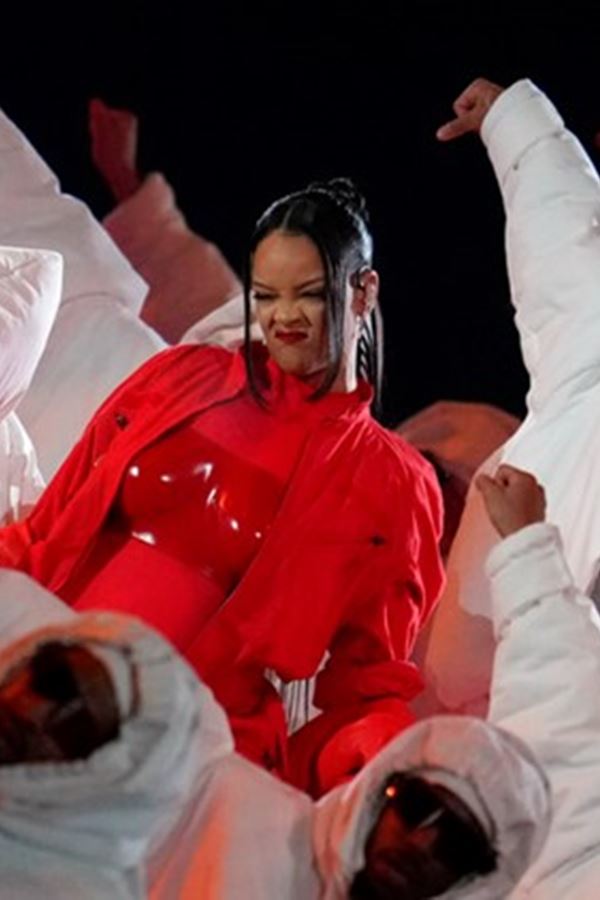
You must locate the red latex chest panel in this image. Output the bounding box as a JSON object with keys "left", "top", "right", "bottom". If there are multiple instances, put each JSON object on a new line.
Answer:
{"left": 116, "top": 425, "right": 284, "bottom": 590}
{"left": 66, "top": 420, "right": 285, "bottom": 650}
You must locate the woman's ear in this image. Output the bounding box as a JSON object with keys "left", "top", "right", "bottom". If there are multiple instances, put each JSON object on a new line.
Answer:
{"left": 352, "top": 268, "right": 380, "bottom": 318}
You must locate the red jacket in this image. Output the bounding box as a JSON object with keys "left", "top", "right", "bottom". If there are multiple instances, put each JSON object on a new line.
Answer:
{"left": 1, "top": 345, "right": 444, "bottom": 792}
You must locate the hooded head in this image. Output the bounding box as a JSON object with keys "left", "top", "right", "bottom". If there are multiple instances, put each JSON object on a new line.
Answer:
{"left": 0, "top": 610, "right": 233, "bottom": 889}
{"left": 314, "top": 716, "right": 551, "bottom": 899}
{"left": 0, "top": 637, "right": 123, "bottom": 766}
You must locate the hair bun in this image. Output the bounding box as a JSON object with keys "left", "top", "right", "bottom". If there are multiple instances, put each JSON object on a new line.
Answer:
{"left": 308, "top": 177, "right": 369, "bottom": 223}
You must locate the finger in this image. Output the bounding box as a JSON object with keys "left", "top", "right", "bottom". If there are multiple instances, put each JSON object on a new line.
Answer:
{"left": 449, "top": 85, "right": 475, "bottom": 112}
{"left": 494, "top": 465, "right": 513, "bottom": 487}
{"left": 475, "top": 476, "right": 505, "bottom": 522}
{"left": 89, "top": 98, "right": 108, "bottom": 134}
{"left": 475, "top": 472, "right": 501, "bottom": 497}
{"left": 495, "top": 464, "right": 537, "bottom": 488}
{"left": 89, "top": 98, "right": 108, "bottom": 116}
{"left": 496, "top": 463, "right": 518, "bottom": 478}
{"left": 475, "top": 473, "right": 491, "bottom": 491}
{"left": 451, "top": 77, "right": 495, "bottom": 110}
{"left": 453, "top": 96, "right": 477, "bottom": 118}
{"left": 495, "top": 464, "right": 525, "bottom": 486}
{"left": 436, "top": 117, "right": 473, "bottom": 141}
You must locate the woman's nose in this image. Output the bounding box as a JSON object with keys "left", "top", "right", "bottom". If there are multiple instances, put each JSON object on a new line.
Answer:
{"left": 274, "top": 297, "right": 303, "bottom": 325}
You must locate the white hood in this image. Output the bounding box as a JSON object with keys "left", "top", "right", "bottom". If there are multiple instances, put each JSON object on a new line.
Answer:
{"left": 0, "top": 106, "right": 146, "bottom": 313}
{"left": 0, "top": 610, "right": 233, "bottom": 897}
{"left": 0, "top": 568, "right": 75, "bottom": 645}
{"left": 314, "top": 716, "right": 551, "bottom": 899}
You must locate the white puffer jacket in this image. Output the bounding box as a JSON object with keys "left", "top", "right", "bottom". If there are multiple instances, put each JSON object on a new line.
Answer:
{"left": 425, "top": 79, "right": 600, "bottom": 715}
{"left": 488, "top": 523, "right": 600, "bottom": 898}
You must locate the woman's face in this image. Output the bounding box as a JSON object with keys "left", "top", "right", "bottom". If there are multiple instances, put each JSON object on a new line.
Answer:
{"left": 252, "top": 230, "right": 337, "bottom": 382}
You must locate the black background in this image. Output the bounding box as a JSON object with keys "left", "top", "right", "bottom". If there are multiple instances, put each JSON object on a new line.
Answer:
{"left": 2, "top": 2, "right": 599, "bottom": 425}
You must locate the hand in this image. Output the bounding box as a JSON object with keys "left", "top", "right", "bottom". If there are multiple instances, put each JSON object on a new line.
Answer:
{"left": 315, "top": 712, "right": 409, "bottom": 795}
{"left": 476, "top": 464, "right": 546, "bottom": 537}
{"left": 89, "top": 98, "right": 141, "bottom": 202}
{"left": 436, "top": 77, "right": 505, "bottom": 142}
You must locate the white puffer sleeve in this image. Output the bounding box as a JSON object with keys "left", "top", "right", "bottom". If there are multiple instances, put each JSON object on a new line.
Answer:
{"left": 483, "top": 79, "right": 600, "bottom": 414}
{"left": 488, "top": 523, "right": 600, "bottom": 895}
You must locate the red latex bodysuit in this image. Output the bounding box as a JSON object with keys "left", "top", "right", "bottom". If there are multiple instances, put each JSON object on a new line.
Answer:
{"left": 62, "top": 362, "right": 352, "bottom": 655}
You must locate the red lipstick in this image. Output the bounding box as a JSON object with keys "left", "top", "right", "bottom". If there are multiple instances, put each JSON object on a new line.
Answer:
{"left": 274, "top": 331, "right": 308, "bottom": 344}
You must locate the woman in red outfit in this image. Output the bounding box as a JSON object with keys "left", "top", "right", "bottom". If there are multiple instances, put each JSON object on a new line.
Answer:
{"left": 0, "top": 178, "right": 444, "bottom": 795}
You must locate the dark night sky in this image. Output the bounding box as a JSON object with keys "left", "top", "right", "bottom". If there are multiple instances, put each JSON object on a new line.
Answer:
{"left": 1, "top": 3, "right": 598, "bottom": 425}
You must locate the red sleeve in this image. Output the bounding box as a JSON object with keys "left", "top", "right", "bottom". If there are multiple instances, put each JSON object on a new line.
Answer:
{"left": 288, "top": 451, "right": 445, "bottom": 795}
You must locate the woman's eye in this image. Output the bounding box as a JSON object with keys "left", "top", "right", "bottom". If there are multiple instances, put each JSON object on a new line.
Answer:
{"left": 301, "top": 291, "right": 325, "bottom": 300}
{"left": 253, "top": 292, "right": 276, "bottom": 302}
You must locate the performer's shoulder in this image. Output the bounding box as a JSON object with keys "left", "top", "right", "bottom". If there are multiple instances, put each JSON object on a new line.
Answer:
{"left": 364, "top": 421, "right": 440, "bottom": 493}
{"left": 133, "top": 342, "right": 236, "bottom": 380}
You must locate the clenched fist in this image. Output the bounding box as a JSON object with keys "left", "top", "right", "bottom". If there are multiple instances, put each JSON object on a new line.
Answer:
{"left": 437, "top": 77, "right": 504, "bottom": 142}
{"left": 476, "top": 464, "right": 546, "bottom": 537}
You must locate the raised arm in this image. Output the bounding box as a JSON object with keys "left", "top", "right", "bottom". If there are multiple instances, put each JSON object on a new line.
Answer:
{"left": 480, "top": 465, "right": 600, "bottom": 892}
{"left": 441, "top": 77, "right": 600, "bottom": 412}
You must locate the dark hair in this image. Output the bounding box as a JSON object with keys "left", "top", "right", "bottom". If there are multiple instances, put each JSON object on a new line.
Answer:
{"left": 244, "top": 177, "right": 383, "bottom": 412}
